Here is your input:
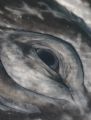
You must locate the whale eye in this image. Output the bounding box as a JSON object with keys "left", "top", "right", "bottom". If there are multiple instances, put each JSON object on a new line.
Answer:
{"left": 36, "top": 48, "right": 59, "bottom": 71}
{"left": 1, "top": 30, "right": 85, "bottom": 101}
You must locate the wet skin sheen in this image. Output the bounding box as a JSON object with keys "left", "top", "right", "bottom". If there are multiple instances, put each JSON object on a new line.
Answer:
{"left": 0, "top": 0, "right": 91, "bottom": 120}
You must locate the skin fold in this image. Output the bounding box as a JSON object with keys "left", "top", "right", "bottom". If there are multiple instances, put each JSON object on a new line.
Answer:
{"left": 0, "top": 0, "right": 91, "bottom": 120}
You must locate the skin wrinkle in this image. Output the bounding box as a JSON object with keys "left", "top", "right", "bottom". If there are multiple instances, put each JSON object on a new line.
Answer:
{"left": 0, "top": 0, "right": 91, "bottom": 120}
{"left": 0, "top": 30, "right": 88, "bottom": 117}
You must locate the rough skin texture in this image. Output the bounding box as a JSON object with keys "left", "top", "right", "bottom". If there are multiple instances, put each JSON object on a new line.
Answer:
{"left": 0, "top": 0, "right": 91, "bottom": 120}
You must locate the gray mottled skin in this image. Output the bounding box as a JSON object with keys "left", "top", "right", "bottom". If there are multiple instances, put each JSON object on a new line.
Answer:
{"left": 0, "top": 0, "right": 91, "bottom": 120}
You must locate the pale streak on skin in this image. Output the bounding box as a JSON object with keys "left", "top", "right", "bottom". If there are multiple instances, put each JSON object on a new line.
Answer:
{"left": 5, "top": 2, "right": 44, "bottom": 20}
{"left": 56, "top": 0, "right": 91, "bottom": 27}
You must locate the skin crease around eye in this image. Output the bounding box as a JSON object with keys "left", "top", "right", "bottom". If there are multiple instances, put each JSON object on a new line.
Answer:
{"left": 0, "top": 0, "right": 91, "bottom": 120}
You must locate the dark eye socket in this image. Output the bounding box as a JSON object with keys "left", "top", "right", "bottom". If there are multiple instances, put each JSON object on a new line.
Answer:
{"left": 36, "top": 48, "right": 59, "bottom": 71}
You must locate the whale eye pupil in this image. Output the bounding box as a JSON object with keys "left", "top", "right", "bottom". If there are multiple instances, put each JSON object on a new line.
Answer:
{"left": 37, "top": 49, "right": 54, "bottom": 66}
{"left": 36, "top": 49, "right": 59, "bottom": 71}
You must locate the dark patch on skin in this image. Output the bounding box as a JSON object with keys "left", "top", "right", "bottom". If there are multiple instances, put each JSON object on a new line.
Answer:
{"left": 14, "top": 41, "right": 33, "bottom": 55}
